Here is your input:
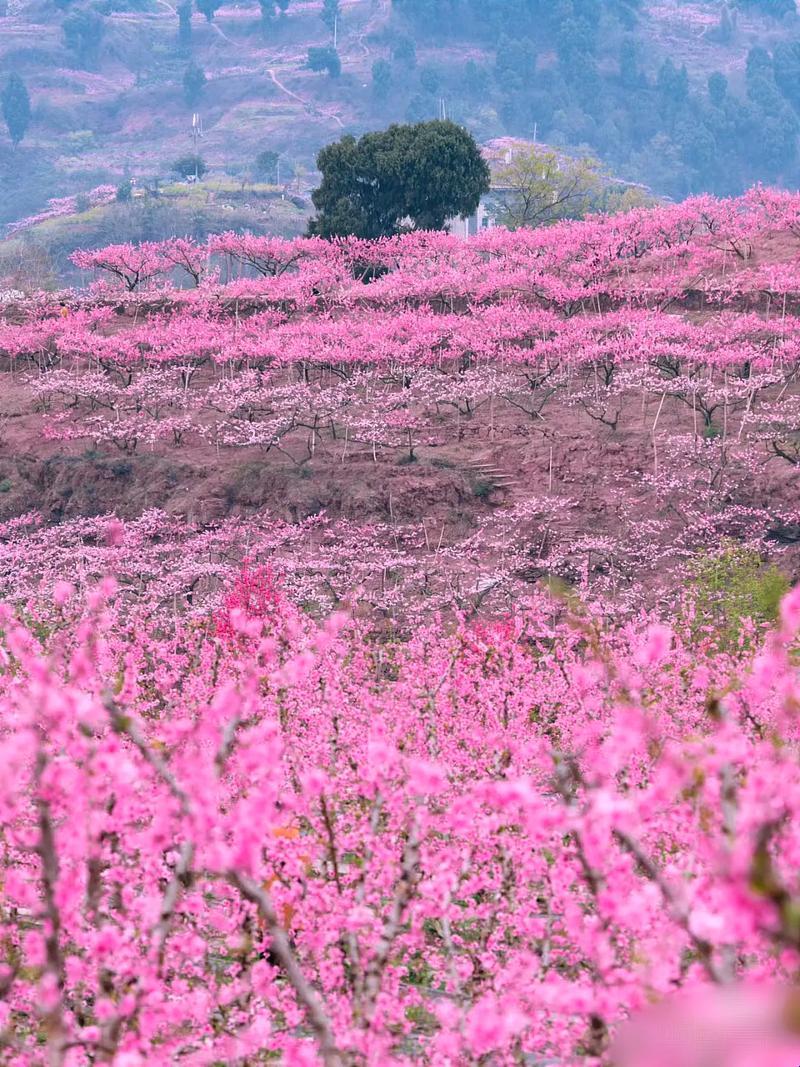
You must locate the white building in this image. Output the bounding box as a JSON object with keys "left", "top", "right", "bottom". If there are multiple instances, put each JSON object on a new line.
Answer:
{"left": 447, "top": 199, "right": 495, "bottom": 240}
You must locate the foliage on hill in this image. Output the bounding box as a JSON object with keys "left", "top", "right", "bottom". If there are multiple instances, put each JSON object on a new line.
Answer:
{"left": 390, "top": 0, "right": 800, "bottom": 200}
{"left": 3, "top": 0, "right": 800, "bottom": 232}
{"left": 1, "top": 72, "right": 31, "bottom": 147}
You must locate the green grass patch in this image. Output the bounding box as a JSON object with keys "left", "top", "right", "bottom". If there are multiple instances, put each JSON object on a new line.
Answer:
{"left": 689, "top": 542, "right": 790, "bottom": 646}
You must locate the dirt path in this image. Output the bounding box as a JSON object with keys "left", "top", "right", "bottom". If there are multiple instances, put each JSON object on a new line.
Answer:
{"left": 268, "top": 67, "right": 345, "bottom": 129}
{"left": 355, "top": 0, "right": 390, "bottom": 57}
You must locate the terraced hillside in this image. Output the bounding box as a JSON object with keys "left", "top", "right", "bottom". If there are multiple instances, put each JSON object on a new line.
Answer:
{"left": 1, "top": 189, "right": 799, "bottom": 619}
{"left": 4, "top": 0, "right": 800, "bottom": 231}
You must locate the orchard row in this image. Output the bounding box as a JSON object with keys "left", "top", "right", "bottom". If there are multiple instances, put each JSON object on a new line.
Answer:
{"left": 55, "top": 188, "right": 800, "bottom": 314}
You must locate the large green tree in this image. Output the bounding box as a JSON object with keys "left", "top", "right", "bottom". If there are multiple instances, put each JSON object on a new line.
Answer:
{"left": 493, "top": 144, "right": 605, "bottom": 229}
{"left": 1, "top": 73, "right": 31, "bottom": 147}
{"left": 308, "top": 120, "right": 491, "bottom": 238}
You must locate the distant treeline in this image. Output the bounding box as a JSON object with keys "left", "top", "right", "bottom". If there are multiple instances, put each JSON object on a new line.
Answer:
{"left": 388, "top": 0, "right": 800, "bottom": 199}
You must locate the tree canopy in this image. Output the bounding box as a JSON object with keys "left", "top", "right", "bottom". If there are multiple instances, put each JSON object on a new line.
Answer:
{"left": 254, "top": 148, "right": 279, "bottom": 181}
{"left": 183, "top": 62, "right": 207, "bottom": 106}
{"left": 307, "top": 46, "right": 341, "bottom": 77}
{"left": 172, "top": 154, "right": 207, "bottom": 179}
{"left": 63, "top": 10, "right": 105, "bottom": 67}
{"left": 493, "top": 145, "right": 602, "bottom": 228}
{"left": 195, "top": 0, "right": 222, "bottom": 22}
{"left": 308, "top": 120, "right": 491, "bottom": 239}
{"left": 492, "top": 143, "right": 652, "bottom": 229}
{"left": 1, "top": 74, "right": 31, "bottom": 147}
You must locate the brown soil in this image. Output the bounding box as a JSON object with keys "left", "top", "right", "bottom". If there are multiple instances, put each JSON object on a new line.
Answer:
{"left": 2, "top": 365, "right": 799, "bottom": 602}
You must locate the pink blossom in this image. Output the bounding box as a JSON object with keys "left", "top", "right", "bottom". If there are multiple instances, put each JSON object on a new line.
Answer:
{"left": 635, "top": 623, "right": 673, "bottom": 668}
{"left": 779, "top": 585, "right": 800, "bottom": 636}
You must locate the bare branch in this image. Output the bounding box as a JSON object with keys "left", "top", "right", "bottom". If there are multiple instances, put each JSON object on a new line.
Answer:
{"left": 227, "top": 870, "right": 343, "bottom": 1067}
{"left": 362, "top": 819, "right": 421, "bottom": 1022}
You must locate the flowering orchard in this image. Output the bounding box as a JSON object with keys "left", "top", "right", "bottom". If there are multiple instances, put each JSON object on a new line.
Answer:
{"left": 3, "top": 567, "right": 800, "bottom": 1065}
{"left": 1, "top": 189, "right": 799, "bottom": 608}
{"left": 1, "top": 190, "right": 800, "bottom": 1063}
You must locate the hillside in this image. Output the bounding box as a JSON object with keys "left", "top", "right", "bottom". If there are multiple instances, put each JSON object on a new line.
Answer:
{"left": 5, "top": 189, "right": 800, "bottom": 1065}
{"left": 4, "top": 0, "right": 800, "bottom": 233}
{"left": 0, "top": 176, "right": 310, "bottom": 288}
{"left": 1, "top": 189, "right": 799, "bottom": 620}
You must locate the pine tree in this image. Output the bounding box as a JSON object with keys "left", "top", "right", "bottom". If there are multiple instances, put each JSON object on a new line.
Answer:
{"left": 372, "top": 59, "right": 392, "bottom": 102}
{"left": 1, "top": 73, "right": 31, "bottom": 147}
{"left": 178, "top": 0, "right": 192, "bottom": 49}
{"left": 183, "top": 63, "right": 207, "bottom": 106}
{"left": 321, "top": 0, "right": 339, "bottom": 34}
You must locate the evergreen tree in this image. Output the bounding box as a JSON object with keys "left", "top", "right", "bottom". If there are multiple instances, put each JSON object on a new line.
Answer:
{"left": 172, "top": 154, "right": 207, "bottom": 179}
{"left": 495, "top": 35, "right": 537, "bottom": 92}
{"left": 419, "top": 65, "right": 442, "bottom": 95}
{"left": 746, "top": 46, "right": 773, "bottom": 84}
{"left": 63, "top": 10, "right": 105, "bottom": 67}
{"left": 462, "top": 60, "right": 490, "bottom": 98}
{"left": 773, "top": 41, "right": 800, "bottom": 110}
{"left": 372, "top": 59, "right": 392, "bottom": 103}
{"left": 392, "top": 34, "right": 417, "bottom": 69}
{"left": 656, "top": 58, "right": 689, "bottom": 127}
{"left": 254, "top": 148, "right": 279, "bottom": 181}
{"left": 308, "top": 120, "right": 491, "bottom": 238}
{"left": 321, "top": 0, "right": 339, "bottom": 34}
{"left": 307, "top": 46, "right": 341, "bottom": 77}
{"left": 717, "top": 5, "right": 735, "bottom": 42}
{"left": 178, "top": 0, "right": 192, "bottom": 49}
{"left": 708, "top": 71, "right": 728, "bottom": 108}
{"left": 1, "top": 73, "right": 31, "bottom": 147}
{"left": 619, "top": 38, "right": 638, "bottom": 88}
{"left": 183, "top": 62, "right": 207, "bottom": 106}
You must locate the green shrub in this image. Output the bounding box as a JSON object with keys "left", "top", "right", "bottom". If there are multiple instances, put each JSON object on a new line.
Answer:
{"left": 690, "top": 542, "right": 790, "bottom": 644}
{"left": 172, "top": 154, "right": 207, "bottom": 179}
{"left": 65, "top": 129, "right": 96, "bottom": 154}
{"left": 254, "top": 149, "right": 279, "bottom": 182}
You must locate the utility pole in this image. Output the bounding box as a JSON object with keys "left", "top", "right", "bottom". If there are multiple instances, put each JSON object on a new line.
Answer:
{"left": 191, "top": 112, "right": 204, "bottom": 179}
{"left": 333, "top": 13, "right": 338, "bottom": 47}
